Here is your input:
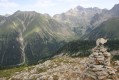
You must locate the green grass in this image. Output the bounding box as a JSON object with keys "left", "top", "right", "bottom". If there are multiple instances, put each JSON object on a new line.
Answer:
{"left": 86, "top": 17, "right": 119, "bottom": 40}
{"left": 0, "top": 66, "right": 27, "bottom": 78}
{"left": 103, "top": 18, "right": 119, "bottom": 32}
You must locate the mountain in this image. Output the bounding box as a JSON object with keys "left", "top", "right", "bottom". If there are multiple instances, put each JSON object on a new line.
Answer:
{"left": 110, "top": 3, "right": 119, "bottom": 16}
{"left": 0, "top": 11, "right": 75, "bottom": 67}
{"left": 53, "top": 3, "right": 119, "bottom": 38}
{"left": 1, "top": 3, "right": 119, "bottom": 67}
{"left": 81, "top": 3, "right": 119, "bottom": 40}
{"left": 53, "top": 6, "right": 104, "bottom": 36}
{"left": 90, "top": 3, "right": 119, "bottom": 29}
{"left": 53, "top": 3, "right": 119, "bottom": 57}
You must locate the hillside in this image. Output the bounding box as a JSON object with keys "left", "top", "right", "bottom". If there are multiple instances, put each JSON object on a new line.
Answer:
{"left": 1, "top": 40, "right": 119, "bottom": 80}
{"left": 0, "top": 11, "right": 75, "bottom": 67}
{"left": 90, "top": 3, "right": 119, "bottom": 29}
{"left": 85, "top": 18, "right": 119, "bottom": 40}
{"left": 55, "top": 39, "right": 119, "bottom": 59}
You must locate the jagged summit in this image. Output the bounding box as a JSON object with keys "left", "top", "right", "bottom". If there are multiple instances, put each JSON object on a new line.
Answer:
{"left": 75, "top": 5, "right": 84, "bottom": 11}
{"left": 111, "top": 3, "right": 119, "bottom": 11}
{"left": 110, "top": 3, "right": 119, "bottom": 16}
{"left": 12, "top": 10, "right": 39, "bottom": 19}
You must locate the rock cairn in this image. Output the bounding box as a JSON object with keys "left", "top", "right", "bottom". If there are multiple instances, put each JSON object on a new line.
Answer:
{"left": 82, "top": 38, "right": 118, "bottom": 80}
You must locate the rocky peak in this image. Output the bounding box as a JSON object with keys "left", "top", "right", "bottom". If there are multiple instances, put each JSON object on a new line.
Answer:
{"left": 53, "top": 5, "right": 103, "bottom": 35}
{"left": 75, "top": 5, "right": 84, "bottom": 12}
{"left": 14, "top": 10, "right": 37, "bottom": 15}
{"left": 43, "top": 13, "right": 51, "bottom": 19}
{"left": 110, "top": 3, "right": 119, "bottom": 16}
{"left": 73, "top": 6, "right": 103, "bottom": 15}
{"left": 111, "top": 3, "right": 119, "bottom": 11}
{"left": 12, "top": 10, "right": 39, "bottom": 19}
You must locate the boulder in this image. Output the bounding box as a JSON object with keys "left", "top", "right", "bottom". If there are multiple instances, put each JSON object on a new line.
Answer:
{"left": 96, "top": 38, "right": 108, "bottom": 46}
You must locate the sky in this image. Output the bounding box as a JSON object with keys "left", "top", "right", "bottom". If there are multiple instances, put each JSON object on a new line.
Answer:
{"left": 0, "top": 0, "right": 119, "bottom": 16}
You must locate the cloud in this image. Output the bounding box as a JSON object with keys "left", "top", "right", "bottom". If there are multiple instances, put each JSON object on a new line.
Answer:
{"left": 80, "top": 0, "right": 89, "bottom": 1}
{"left": 59, "top": 0, "right": 89, "bottom": 3}
{"left": 27, "top": 0, "right": 55, "bottom": 9}
{"left": 0, "top": 0, "right": 18, "bottom": 8}
{"left": 56, "top": 0, "right": 90, "bottom": 8}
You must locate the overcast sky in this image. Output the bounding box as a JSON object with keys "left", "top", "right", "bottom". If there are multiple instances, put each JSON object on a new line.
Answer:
{"left": 0, "top": 0, "right": 119, "bottom": 16}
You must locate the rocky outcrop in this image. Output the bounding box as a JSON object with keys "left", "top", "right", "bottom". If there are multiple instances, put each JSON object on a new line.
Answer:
{"left": 9, "top": 57, "right": 86, "bottom": 80}
{"left": 81, "top": 38, "right": 118, "bottom": 80}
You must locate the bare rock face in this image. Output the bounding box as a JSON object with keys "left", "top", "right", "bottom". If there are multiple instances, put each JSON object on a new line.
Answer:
{"left": 82, "top": 38, "right": 118, "bottom": 80}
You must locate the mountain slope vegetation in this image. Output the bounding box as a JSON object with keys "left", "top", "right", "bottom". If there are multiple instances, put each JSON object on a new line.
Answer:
{"left": 86, "top": 18, "right": 119, "bottom": 40}
{"left": 0, "top": 11, "right": 75, "bottom": 67}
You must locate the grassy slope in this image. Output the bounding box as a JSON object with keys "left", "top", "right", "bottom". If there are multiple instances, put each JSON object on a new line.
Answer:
{"left": 0, "top": 66, "right": 27, "bottom": 78}
{"left": 87, "top": 17, "right": 119, "bottom": 40}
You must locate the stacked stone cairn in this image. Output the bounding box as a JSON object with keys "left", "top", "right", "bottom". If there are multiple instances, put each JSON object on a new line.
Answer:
{"left": 82, "top": 38, "right": 118, "bottom": 80}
